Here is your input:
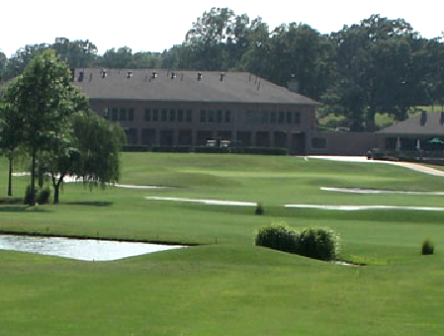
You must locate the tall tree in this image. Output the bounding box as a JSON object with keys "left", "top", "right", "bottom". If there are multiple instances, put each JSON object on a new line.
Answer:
{"left": 2, "top": 44, "right": 48, "bottom": 80}
{"left": 423, "top": 36, "right": 444, "bottom": 107}
{"left": 47, "top": 111, "right": 125, "bottom": 204}
{"left": 0, "top": 51, "right": 6, "bottom": 81}
{"left": 179, "top": 8, "right": 262, "bottom": 71}
{"left": 51, "top": 37, "right": 98, "bottom": 68}
{"left": 328, "top": 15, "right": 427, "bottom": 130}
{"left": 5, "top": 49, "right": 89, "bottom": 205}
{"left": 99, "top": 47, "right": 134, "bottom": 68}
{"left": 0, "top": 85, "right": 25, "bottom": 196}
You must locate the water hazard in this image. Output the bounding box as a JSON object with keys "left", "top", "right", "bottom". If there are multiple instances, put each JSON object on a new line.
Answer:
{"left": 0, "top": 234, "right": 182, "bottom": 261}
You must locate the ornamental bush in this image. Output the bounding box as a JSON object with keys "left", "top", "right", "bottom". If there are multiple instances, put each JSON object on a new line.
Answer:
{"left": 255, "top": 222, "right": 299, "bottom": 254}
{"left": 255, "top": 203, "right": 264, "bottom": 215}
{"left": 297, "top": 228, "right": 339, "bottom": 261}
{"left": 36, "top": 187, "right": 51, "bottom": 204}
{"left": 255, "top": 223, "right": 340, "bottom": 261}
{"left": 421, "top": 239, "right": 434, "bottom": 255}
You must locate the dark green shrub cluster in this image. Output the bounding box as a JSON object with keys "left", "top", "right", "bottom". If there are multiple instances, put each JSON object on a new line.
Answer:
{"left": 255, "top": 223, "right": 340, "bottom": 261}
{"left": 152, "top": 146, "right": 191, "bottom": 153}
{"left": 24, "top": 185, "right": 33, "bottom": 205}
{"left": 122, "top": 145, "right": 149, "bottom": 152}
{"left": 24, "top": 185, "right": 51, "bottom": 205}
{"left": 422, "top": 239, "right": 434, "bottom": 255}
{"left": 232, "top": 147, "right": 288, "bottom": 155}
{"left": 195, "top": 146, "right": 230, "bottom": 153}
{"left": 36, "top": 187, "right": 51, "bottom": 204}
{"left": 255, "top": 222, "right": 299, "bottom": 253}
{"left": 298, "top": 228, "right": 338, "bottom": 261}
{"left": 255, "top": 203, "right": 264, "bottom": 215}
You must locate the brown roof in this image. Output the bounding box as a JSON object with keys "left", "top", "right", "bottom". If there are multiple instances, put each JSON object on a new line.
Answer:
{"left": 72, "top": 68, "right": 318, "bottom": 105}
{"left": 378, "top": 112, "right": 444, "bottom": 136}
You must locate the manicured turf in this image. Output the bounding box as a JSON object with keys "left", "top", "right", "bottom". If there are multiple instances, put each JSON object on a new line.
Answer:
{"left": 1, "top": 153, "right": 444, "bottom": 335}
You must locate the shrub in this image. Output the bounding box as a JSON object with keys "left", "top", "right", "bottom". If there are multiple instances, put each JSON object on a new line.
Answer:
{"left": 122, "top": 145, "right": 149, "bottom": 152}
{"left": 255, "top": 222, "right": 299, "bottom": 254}
{"left": 254, "top": 224, "right": 340, "bottom": 261}
{"left": 232, "top": 147, "right": 287, "bottom": 155}
{"left": 195, "top": 146, "right": 230, "bottom": 154}
{"left": 24, "top": 185, "right": 33, "bottom": 205}
{"left": 36, "top": 187, "right": 51, "bottom": 204}
{"left": 255, "top": 203, "right": 264, "bottom": 215}
{"left": 24, "top": 185, "right": 51, "bottom": 205}
{"left": 421, "top": 239, "right": 434, "bottom": 255}
{"left": 152, "top": 146, "right": 191, "bottom": 153}
{"left": 297, "top": 228, "right": 339, "bottom": 261}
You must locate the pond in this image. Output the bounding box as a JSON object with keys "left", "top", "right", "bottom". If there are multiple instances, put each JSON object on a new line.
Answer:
{"left": 0, "top": 234, "right": 182, "bottom": 261}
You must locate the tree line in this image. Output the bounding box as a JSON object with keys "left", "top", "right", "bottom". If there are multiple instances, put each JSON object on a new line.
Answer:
{"left": 1, "top": 8, "right": 443, "bottom": 130}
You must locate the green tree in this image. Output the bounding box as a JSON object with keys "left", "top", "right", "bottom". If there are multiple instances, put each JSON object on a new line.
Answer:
{"left": 99, "top": 47, "right": 134, "bottom": 68}
{"left": 0, "top": 84, "right": 25, "bottom": 196}
{"left": 0, "top": 51, "right": 6, "bottom": 81}
{"left": 129, "top": 51, "right": 162, "bottom": 68}
{"left": 320, "top": 77, "right": 367, "bottom": 131}
{"left": 423, "top": 36, "right": 444, "bottom": 107}
{"left": 5, "top": 49, "right": 88, "bottom": 205}
{"left": 47, "top": 111, "right": 125, "bottom": 204}
{"left": 2, "top": 44, "right": 48, "bottom": 80}
{"left": 51, "top": 37, "right": 98, "bottom": 68}
{"left": 179, "top": 7, "right": 262, "bottom": 71}
{"left": 328, "top": 15, "right": 428, "bottom": 130}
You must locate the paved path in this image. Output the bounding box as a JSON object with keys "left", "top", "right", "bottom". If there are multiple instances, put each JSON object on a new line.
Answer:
{"left": 308, "top": 156, "right": 444, "bottom": 178}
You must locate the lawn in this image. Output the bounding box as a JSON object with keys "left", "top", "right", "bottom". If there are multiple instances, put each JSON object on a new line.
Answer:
{"left": 1, "top": 153, "right": 444, "bottom": 335}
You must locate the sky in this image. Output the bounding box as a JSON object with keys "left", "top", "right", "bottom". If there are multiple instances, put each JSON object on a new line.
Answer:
{"left": 1, "top": 0, "right": 443, "bottom": 57}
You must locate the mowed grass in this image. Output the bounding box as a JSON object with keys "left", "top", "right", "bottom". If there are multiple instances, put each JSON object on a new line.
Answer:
{"left": 1, "top": 153, "right": 444, "bottom": 335}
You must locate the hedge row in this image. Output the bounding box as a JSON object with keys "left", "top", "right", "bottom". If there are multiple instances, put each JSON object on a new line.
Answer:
{"left": 122, "top": 146, "right": 287, "bottom": 155}
{"left": 255, "top": 222, "right": 340, "bottom": 261}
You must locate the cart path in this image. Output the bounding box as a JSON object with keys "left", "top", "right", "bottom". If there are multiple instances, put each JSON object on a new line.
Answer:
{"left": 308, "top": 156, "right": 444, "bottom": 178}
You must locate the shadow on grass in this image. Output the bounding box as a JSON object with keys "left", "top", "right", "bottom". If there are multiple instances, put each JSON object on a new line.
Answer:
{"left": 66, "top": 201, "right": 113, "bottom": 207}
{"left": 0, "top": 206, "right": 50, "bottom": 213}
{"left": 0, "top": 198, "right": 23, "bottom": 205}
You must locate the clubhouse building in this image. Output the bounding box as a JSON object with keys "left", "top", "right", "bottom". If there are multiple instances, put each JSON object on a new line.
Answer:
{"left": 72, "top": 68, "right": 380, "bottom": 155}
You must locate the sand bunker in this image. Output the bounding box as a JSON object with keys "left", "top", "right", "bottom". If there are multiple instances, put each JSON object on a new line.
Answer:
{"left": 321, "top": 187, "right": 444, "bottom": 196}
{"left": 145, "top": 196, "right": 256, "bottom": 207}
{"left": 12, "top": 172, "right": 166, "bottom": 189}
{"left": 113, "top": 184, "right": 166, "bottom": 189}
{"left": 285, "top": 204, "right": 444, "bottom": 211}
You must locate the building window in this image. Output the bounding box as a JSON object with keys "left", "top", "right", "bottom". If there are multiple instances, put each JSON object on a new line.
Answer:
{"left": 145, "top": 108, "right": 151, "bottom": 122}
{"left": 112, "top": 108, "right": 118, "bottom": 121}
{"left": 286, "top": 111, "right": 292, "bottom": 124}
{"left": 208, "top": 110, "right": 214, "bottom": 123}
{"left": 270, "top": 111, "right": 276, "bottom": 124}
{"left": 178, "top": 109, "right": 184, "bottom": 122}
{"left": 169, "top": 109, "right": 176, "bottom": 122}
{"left": 225, "top": 110, "right": 231, "bottom": 123}
{"left": 311, "top": 137, "right": 327, "bottom": 149}
{"left": 186, "top": 109, "right": 192, "bottom": 122}
{"left": 128, "top": 108, "right": 134, "bottom": 121}
{"left": 294, "top": 111, "right": 301, "bottom": 124}
{"left": 200, "top": 110, "right": 207, "bottom": 122}
{"left": 119, "top": 108, "right": 127, "bottom": 121}
{"left": 103, "top": 107, "right": 109, "bottom": 120}
{"left": 261, "top": 111, "right": 269, "bottom": 124}
{"left": 217, "top": 110, "right": 222, "bottom": 123}
{"left": 161, "top": 109, "right": 167, "bottom": 122}
{"left": 152, "top": 108, "right": 159, "bottom": 122}
{"left": 247, "top": 110, "right": 253, "bottom": 123}
{"left": 278, "top": 111, "right": 285, "bottom": 124}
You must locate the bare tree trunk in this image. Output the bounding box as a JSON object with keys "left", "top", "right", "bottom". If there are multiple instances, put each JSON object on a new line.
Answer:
{"left": 29, "top": 147, "right": 36, "bottom": 206}
{"left": 51, "top": 173, "right": 64, "bottom": 204}
{"left": 8, "top": 156, "right": 13, "bottom": 197}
